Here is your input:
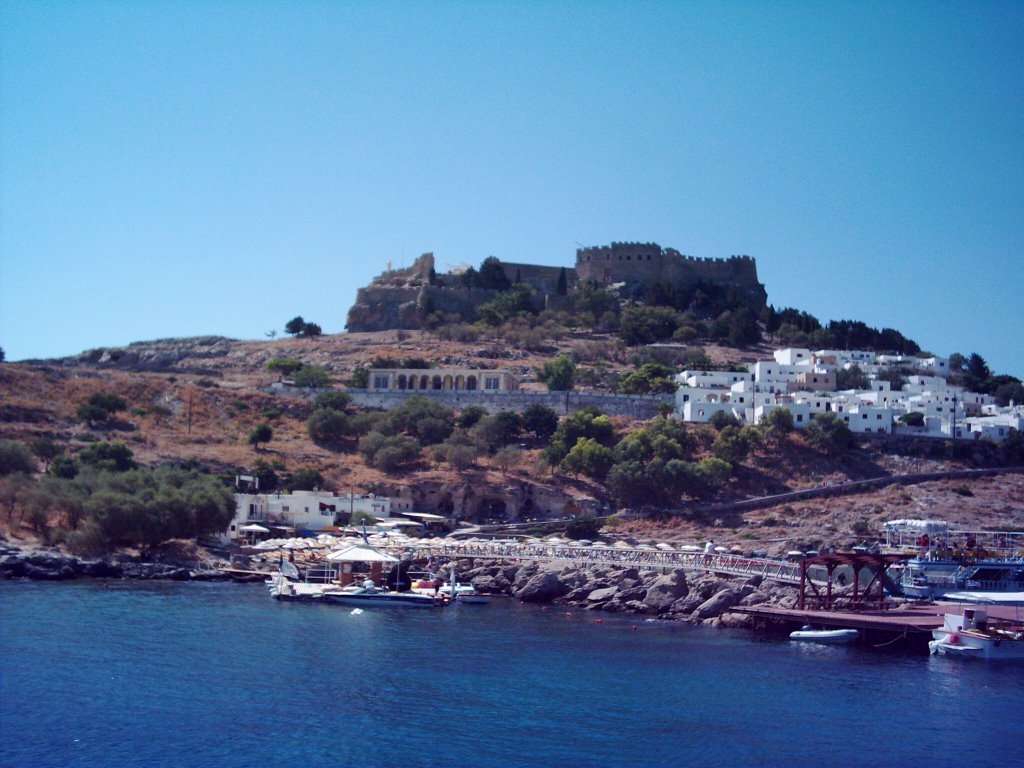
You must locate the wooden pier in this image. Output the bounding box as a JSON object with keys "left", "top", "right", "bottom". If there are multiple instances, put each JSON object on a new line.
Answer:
{"left": 733, "top": 602, "right": 1023, "bottom": 649}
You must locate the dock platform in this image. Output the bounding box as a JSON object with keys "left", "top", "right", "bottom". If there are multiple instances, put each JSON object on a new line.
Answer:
{"left": 733, "top": 602, "right": 1023, "bottom": 648}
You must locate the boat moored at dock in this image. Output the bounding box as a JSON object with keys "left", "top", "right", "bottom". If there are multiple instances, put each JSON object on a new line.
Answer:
{"left": 929, "top": 606, "right": 1024, "bottom": 660}
{"left": 789, "top": 626, "right": 859, "bottom": 644}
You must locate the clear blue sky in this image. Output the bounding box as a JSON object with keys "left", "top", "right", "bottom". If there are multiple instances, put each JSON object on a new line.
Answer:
{"left": 2, "top": 1, "right": 1022, "bottom": 377}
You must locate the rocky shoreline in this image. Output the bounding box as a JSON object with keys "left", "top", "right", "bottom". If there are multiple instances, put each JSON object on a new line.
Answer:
{"left": 457, "top": 559, "right": 799, "bottom": 628}
{"left": 1, "top": 544, "right": 803, "bottom": 626}
{"left": 0, "top": 544, "right": 235, "bottom": 583}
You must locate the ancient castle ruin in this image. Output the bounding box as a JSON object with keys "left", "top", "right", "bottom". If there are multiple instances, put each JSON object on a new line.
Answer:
{"left": 345, "top": 243, "right": 767, "bottom": 332}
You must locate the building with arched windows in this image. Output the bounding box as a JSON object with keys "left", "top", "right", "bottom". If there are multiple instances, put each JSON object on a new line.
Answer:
{"left": 365, "top": 368, "right": 519, "bottom": 393}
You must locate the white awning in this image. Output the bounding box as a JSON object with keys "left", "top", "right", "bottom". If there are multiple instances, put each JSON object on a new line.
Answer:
{"left": 239, "top": 524, "right": 270, "bottom": 533}
{"left": 326, "top": 544, "right": 399, "bottom": 563}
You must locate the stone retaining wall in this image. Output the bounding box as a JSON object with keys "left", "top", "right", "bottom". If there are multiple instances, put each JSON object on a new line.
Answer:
{"left": 345, "top": 388, "right": 674, "bottom": 417}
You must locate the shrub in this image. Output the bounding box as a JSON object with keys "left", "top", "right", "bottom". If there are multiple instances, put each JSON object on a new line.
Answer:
{"left": 0, "top": 440, "right": 37, "bottom": 476}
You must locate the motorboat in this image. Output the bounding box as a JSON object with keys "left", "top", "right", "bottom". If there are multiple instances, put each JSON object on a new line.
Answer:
{"left": 929, "top": 607, "right": 1024, "bottom": 660}
{"left": 322, "top": 581, "right": 441, "bottom": 608}
{"left": 789, "top": 626, "right": 859, "bottom": 644}
{"left": 438, "top": 583, "right": 492, "bottom": 604}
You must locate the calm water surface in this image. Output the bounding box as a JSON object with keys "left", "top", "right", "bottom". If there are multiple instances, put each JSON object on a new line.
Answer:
{"left": 1, "top": 581, "right": 1021, "bottom": 768}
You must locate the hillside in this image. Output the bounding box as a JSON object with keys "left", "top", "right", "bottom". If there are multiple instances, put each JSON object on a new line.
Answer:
{"left": 1, "top": 329, "right": 1022, "bottom": 553}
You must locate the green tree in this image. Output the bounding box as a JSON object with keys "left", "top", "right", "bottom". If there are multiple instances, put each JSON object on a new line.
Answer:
{"left": 455, "top": 405, "right": 488, "bottom": 429}
{"left": 1002, "top": 429, "right": 1024, "bottom": 465}
{"left": 292, "top": 365, "right": 331, "bottom": 388}
{"left": 618, "top": 305, "right": 679, "bottom": 345}
{"left": 307, "top": 409, "right": 351, "bottom": 447}
{"left": 898, "top": 411, "right": 925, "bottom": 427}
{"left": 556, "top": 267, "right": 568, "bottom": 296}
{"left": 759, "top": 408, "right": 794, "bottom": 442}
{"left": 561, "top": 437, "right": 615, "bottom": 480}
{"left": 434, "top": 434, "right": 480, "bottom": 473}
{"left": 522, "top": 404, "right": 559, "bottom": 441}
{"left": 992, "top": 379, "right": 1024, "bottom": 407}
{"left": 284, "top": 316, "right": 306, "bottom": 336}
{"left": 836, "top": 365, "right": 870, "bottom": 391}
{"left": 711, "top": 425, "right": 751, "bottom": 463}
{"left": 264, "top": 357, "right": 304, "bottom": 379}
{"left": 248, "top": 424, "right": 273, "bottom": 451}
{"left": 728, "top": 307, "right": 761, "bottom": 346}
{"left": 966, "top": 353, "right": 991, "bottom": 383}
{"left": 537, "top": 355, "right": 575, "bottom": 391}
{"left": 693, "top": 456, "right": 732, "bottom": 494}
{"left": 575, "top": 280, "right": 617, "bottom": 317}
{"left": 78, "top": 441, "right": 135, "bottom": 472}
{"left": 250, "top": 458, "right": 280, "bottom": 491}
{"left": 477, "top": 256, "right": 512, "bottom": 290}
{"left": 494, "top": 445, "right": 522, "bottom": 475}
{"left": 287, "top": 468, "right": 324, "bottom": 491}
{"left": 477, "top": 283, "right": 536, "bottom": 325}
{"left": 347, "top": 366, "right": 370, "bottom": 388}
{"left": 76, "top": 392, "right": 128, "bottom": 426}
{"left": 616, "top": 363, "right": 676, "bottom": 395}
{"left": 49, "top": 455, "right": 79, "bottom": 479}
{"left": 544, "top": 407, "right": 617, "bottom": 465}
{"left": 472, "top": 411, "right": 522, "bottom": 450}
{"left": 312, "top": 390, "right": 352, "bottom": 412}
{"left": 300, "top": 321, "right": 322, "bottom": 338}
{"left": 0, "top": 440, "right": 37, "bottom": 476}
{"left": 708, "top": 411, "right": 741, "bottom": 430}
{"left": 804, "top": 413, "right": 854, "bottom": 456}
{"left": 30, "top": 438, "right": 62, "bottom": 471}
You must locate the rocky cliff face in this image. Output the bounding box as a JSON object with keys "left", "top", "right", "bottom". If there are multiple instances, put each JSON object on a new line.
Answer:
{"left": 60, "top": 336, "right": 246, "bottom": 372}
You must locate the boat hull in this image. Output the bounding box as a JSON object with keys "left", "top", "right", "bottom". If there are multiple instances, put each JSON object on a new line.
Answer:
{"left": 789, "top": 629, "right": 859, "bottom": 644}
{"left": 322, "top": 592, "right": 440, "bottom": 608}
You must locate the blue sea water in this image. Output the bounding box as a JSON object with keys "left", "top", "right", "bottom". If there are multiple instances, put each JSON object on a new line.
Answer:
{"left": 1, "top": 581, "right": 1021, "bottom": 768}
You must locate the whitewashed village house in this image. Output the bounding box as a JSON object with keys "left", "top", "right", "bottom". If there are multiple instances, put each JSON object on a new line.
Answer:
{"left": 675, "top": 347, "right": 1016, "bottom": 442}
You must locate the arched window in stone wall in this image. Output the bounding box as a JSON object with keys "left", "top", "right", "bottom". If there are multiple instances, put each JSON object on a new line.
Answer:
{"left": 443, "top": 375, "right": 454, "bottom": 390}
{"left": 467, "top": 375, "right": 478, "bottom": 391}
{"left": 420, "top": 375, "right": 429, "bottom": 390}
{"left": 456, "top": 375, "right": 465, "bottom": 390}
{"left": 397, "top": 374, "right": 407, "bottom": 390}
{"left": 431, "top": 375, "right": 442, "bottom": 390}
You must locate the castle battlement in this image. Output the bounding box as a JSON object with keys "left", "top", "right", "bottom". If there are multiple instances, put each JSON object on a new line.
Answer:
{"left": 574, "top": 242, "right": 763, "bottom": 300}
{"left": 347, "top": 241, "right": 766, "bottom": 332}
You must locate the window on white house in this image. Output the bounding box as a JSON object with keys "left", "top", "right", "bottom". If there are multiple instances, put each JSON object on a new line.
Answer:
{"left": 485, "top": 377, "right": 500, "bottom": 390}
{"left": 373, "top": 375, "right": 390, "bottom": 389}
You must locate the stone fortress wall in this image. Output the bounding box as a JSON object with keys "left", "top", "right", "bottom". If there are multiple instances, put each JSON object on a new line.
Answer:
{"left": 346, "top": 243, "right": 766, "bottom": 332}
{"left": 575, "top": 241, "right": 762, "bottom": 295}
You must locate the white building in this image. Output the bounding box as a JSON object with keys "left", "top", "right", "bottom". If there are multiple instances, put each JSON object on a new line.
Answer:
{"left": 225, "top": 490, "right": 392, "bottom": 541}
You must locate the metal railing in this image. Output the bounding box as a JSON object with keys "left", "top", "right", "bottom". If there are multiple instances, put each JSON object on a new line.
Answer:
{"left": 380, "top": 541, "right": 811, "bottom": 585}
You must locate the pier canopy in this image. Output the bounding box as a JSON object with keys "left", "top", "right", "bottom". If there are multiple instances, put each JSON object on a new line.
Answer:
{"left": 798, "top": 552, "right": 909, "bottom": 611}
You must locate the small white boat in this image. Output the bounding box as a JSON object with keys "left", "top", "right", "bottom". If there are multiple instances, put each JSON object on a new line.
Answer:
{"left": 440, "top": 583, "right": 492, "bottom": 604}
{"left": 929, "top": 607, "right": 1024, "bottom": 660}
{"left": 789, "top": 626, "right": 859, "bottom": 644}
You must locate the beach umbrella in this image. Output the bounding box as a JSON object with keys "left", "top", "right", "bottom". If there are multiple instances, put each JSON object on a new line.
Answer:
{"left": 239, "top": 524, "right": 270, "bottom": 533}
